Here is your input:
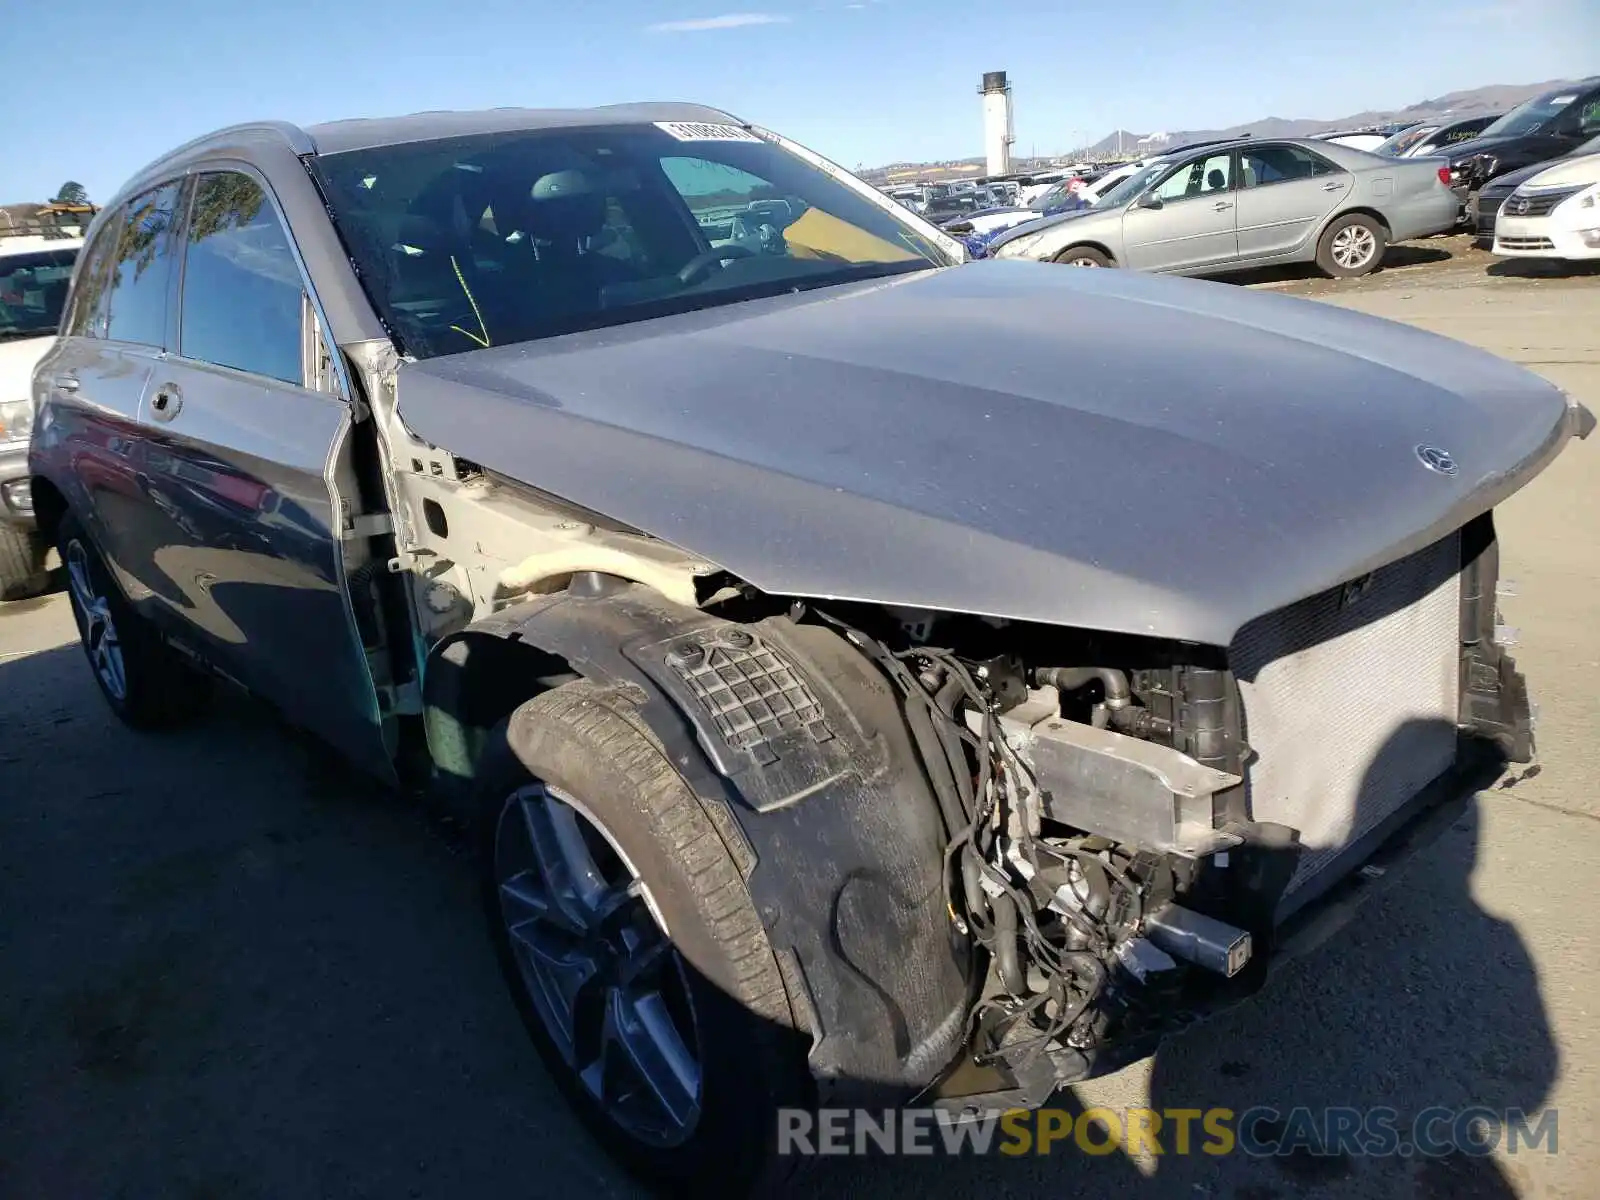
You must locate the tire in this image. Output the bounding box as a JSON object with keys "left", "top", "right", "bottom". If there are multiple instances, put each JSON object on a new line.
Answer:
{"left": 1052, "top": 245, "right": 1113, "bottom": 268}
{"left": 57, "top": 513, "right": 209, "bottom": 728}
{"left": 476, "top": 680, "right": 812, "bottom": 1196}
{"left": 0, "top": 524, "right": 49, "bottom": 601}
{"left": 1317, "top": 213, "right": 1388, "bottom": 278}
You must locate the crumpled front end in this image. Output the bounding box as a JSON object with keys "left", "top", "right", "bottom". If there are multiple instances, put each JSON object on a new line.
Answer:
{"left": 845, "top": 513, "right": 1541, "bottom": 1113}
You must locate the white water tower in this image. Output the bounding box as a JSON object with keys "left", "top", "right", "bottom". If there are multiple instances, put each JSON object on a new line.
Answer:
{"left": 980, "top": 71, "right": 1014, "bottom": 175}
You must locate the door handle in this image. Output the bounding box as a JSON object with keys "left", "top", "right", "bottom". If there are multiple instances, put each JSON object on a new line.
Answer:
{"left": 1213, "top": 200, "right": 1234, "bottom": 211}
{"left": 53, "top": 374, "right": 79, "bottom": 393}
{"left": 150, "top": 385, "right": 183, "bottom": 422}
{"left": 1322, "top": 181, "right": 1344, "bottom": 191}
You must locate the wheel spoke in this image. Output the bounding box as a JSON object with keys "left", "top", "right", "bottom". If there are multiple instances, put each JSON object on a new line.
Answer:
{"left": 518, "top": 789, "right": 608, "bottom": 931}
{"left": 584, "top": 983, "right": 700, "bottom": 1135}
{"left": 499, "top": 868, "right": 586, "bottom": 937}
{"left": 66, "top": 554, "right": 95, "bottom": 613}
{"left": 493, "top": 782, "right": 702, "bottom": 1146}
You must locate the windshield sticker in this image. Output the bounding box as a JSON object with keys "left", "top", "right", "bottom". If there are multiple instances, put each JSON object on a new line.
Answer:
{"left": 1548, "top": 95, "right": 1577, "bottom": 105}
{"left": 654, "top": 121, "right": 763, "bottom": 143}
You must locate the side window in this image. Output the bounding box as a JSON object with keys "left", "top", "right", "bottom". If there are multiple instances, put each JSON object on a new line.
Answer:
{"left": 179, "top": 172, "right": 305, "bottom": 386}
{"left": 64, "top": 212, "right": 123, "bottom": 338}
{"left": 104, "top": 182, "right": 183, "bottom": 347}
{"left": 1241, "top": 145, "right": 1337, "bottom": 188}
{"left": 1151, "top": 153, "right": 1233, "bottom": 203}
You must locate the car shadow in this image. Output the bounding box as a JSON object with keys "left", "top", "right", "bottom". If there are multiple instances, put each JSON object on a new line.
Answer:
{"left": 1214, "top": 242, "right": 1456, "bottom": 288}
{"left": 1485, "top": 257, "right": 1600, "bottom": 280}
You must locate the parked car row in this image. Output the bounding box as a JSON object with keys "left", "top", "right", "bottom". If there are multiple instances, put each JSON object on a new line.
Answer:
{"left": 981, "top": 137, "right": 1461, "bottom": 278}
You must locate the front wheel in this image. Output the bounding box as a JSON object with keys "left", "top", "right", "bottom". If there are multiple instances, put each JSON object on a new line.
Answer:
{"left": 1052, "top": 245, "right": 1113, "bottom": 268}
{"left": 1317, "top": 213, "right": 1388, "bottom": 277}
{"left": 476, "top": 681, "right": 812, "bottom": 1195}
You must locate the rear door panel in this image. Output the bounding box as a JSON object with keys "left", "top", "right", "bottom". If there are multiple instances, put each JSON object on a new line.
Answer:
{"left": 1235, "top": 146, "right": 1354, "bottom": 259}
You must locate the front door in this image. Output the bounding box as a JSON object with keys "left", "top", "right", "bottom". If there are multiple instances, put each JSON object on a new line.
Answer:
{"left": 1121, "top": 151, "right": 1239, "bottom": 272}
{"left": 1234, "top": 143, "right": 1353, "bottom": 260}
{"left": 139, "top": 168, "right": 392, "bottom": 778}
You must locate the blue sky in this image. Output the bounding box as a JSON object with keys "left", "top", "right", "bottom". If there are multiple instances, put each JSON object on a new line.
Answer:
{"left": 8, "top": 0, "right": 1595, "bottom": 203}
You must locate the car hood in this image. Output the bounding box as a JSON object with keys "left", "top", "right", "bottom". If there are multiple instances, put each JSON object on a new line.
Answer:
{"left": 0, "top": 333, "right": 58, "bottom": 403}
{"left": 1482, "top": 156, "right": 1570, "bottom": 192}
{"left": 1520, "top": 151, "right": 1600, "bottom": 189}
{"left": 990, "top": 205, "right": 1104, "bottom": 250}
{"left": 1448, "top": 133, "right": 1548, "bottom": 163}
{"left": 396, "top": 261, "right": 1588, "bottom": 647}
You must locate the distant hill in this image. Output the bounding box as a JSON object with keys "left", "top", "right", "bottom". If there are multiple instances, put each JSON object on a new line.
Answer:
{"left": 1081, "top": 79, "right": 1585, "bottom": 156}
{"left": 860, "top": 78, "right": 1592, "bottom": 182}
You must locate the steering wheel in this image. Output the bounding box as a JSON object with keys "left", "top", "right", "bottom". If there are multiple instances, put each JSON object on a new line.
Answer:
{"left": 677, "top": 243, "right": 756, "bottom": 285}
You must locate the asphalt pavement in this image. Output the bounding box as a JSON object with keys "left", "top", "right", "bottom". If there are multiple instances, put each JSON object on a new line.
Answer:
{"left": 2, "top": 252, "right": 1597, "bottom": 1199}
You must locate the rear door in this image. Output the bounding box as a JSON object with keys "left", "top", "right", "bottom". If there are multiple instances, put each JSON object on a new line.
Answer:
{"left": 1234, "top": 143, "right": 1353, "bottom": 259}
{"left": 37, "top": 184, "right": 184, "bottom": 605}
{"left": 1120, "top": 151, "right": 1239, "bottom": 272}
{"left": 140, "top": 167, "right": 391, "bottom": 777}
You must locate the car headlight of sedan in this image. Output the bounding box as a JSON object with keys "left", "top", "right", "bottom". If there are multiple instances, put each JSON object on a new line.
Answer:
{"left": 994, "top": 228, "right": 1051, "bottom": 259}
{"left": 0, "top": 398, "right": 36, "bottom": 444}
{"left": 1569, "top": 181, "right": 1600, "bottom": 210}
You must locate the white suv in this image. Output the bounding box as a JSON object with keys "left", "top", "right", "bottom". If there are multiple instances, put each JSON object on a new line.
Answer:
{"left": 0, "top": 232, "right": 81, "bottom": 597}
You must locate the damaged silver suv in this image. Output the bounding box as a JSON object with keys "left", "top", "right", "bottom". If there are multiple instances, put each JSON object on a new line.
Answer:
{"left": 26, "top": 105, "right": 1594, "bottom": 1193}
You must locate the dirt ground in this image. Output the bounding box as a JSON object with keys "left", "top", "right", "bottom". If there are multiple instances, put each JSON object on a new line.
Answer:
{"left": 2, "top": 248, "right": 1597, "bottom": 1199}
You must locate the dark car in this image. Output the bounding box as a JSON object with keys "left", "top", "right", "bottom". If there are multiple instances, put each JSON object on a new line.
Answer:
{"left": 1374, "top": 114, "right": 1503, "bottom": 159}
{"left": 1447, "top": 79, "right": 1600, "bottom": 194}
{"left": 1472, "top": 132, "right": 1600, "bottom": 243}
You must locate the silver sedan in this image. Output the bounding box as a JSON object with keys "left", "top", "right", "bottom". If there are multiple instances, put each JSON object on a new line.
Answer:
{"left": 988, "top": 137, "right": 1459, "bottom": 278}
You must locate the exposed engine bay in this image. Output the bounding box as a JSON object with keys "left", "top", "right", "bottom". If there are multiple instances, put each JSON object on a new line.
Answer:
{"left": 775, "top": 516, "right": 1527, "bottom": 1098}
{"left": 802, "top": 602, "right": 1292, "bottom": 1089}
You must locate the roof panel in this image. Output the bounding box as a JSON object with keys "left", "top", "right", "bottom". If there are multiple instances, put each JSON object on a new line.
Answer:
{"left": 305, "top": 102, "right": 746, "bottom": 155}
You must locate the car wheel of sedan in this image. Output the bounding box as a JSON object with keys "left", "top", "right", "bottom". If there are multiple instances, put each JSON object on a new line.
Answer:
{"left": 1053, "top": 246, "right": 1113, "bottom": 268}
{"left": 0, "top": 525, "right": 49, "bottom": 601}
{"left": 1317, "top": 213, "right": 1388, "bottom": 278}
{"left": 57, "top": 513, "right": 210, "bottom": 728}
{"left": 475, "top": 680, "right": 813, "bottom": 1195}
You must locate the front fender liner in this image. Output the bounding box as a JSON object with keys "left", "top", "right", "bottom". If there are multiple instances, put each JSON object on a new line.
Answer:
{"left": 424, "top": 583, "right": 974, "bottom": 1100}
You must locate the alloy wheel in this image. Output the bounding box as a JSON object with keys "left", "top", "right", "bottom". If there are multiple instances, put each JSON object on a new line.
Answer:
{"left": 495, "top": 782, "right": 703, "bottom": 1147}
{"left": 65, "top": 540, "right": 127, "bottom": 701}
{"left": 1330, "top": 224, "right": 1378, "bottom": 271}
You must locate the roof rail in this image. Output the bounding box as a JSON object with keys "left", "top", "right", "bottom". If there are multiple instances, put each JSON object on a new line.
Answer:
{"left": 115, "top": 120, "right": 315, "bottom": 201}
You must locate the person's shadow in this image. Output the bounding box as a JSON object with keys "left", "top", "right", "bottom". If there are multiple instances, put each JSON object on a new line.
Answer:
{"left": 794, "top": 721, "right": 1557, "bottom": 1199}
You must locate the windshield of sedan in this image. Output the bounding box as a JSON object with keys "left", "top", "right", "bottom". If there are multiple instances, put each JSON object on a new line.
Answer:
{"left": 0, "top": 246, "right": 78, "bottom": 341}
{"left": 1480, "top": 91, "right": 1578, "bottom": 138}
{"left": 1093, "top": 163, "right": 1167, "bottom": 208}
{"left": 311, "top": 124, "right": 953, "bottom": 359}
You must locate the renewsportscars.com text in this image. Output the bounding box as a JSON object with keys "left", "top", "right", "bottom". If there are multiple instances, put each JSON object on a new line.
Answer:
{"left": 777, "top": 1106, "right": 1558, "bottom": 1158}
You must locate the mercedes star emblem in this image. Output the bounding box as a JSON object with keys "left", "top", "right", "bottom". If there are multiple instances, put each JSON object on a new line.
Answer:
{"left": 1415, "top": 445, "right": 1459, "bottom": 475}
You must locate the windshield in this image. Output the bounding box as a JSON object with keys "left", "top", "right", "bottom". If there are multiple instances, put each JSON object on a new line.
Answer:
{"left": 1094, "top": 163, "right": 1167, "bottom": 208}
{"left": 1480, "top": 91, "right": 1578, "bottom": 138}
{"left": 311, "top": 124, "right": 952, "bottom": 359}
{"left": 0, "top": 246, "right": 78, "bottom": 341}
{"left": 1374, "top": 124, "right": 1441, "bottom": 156}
